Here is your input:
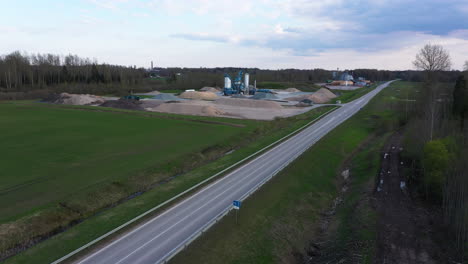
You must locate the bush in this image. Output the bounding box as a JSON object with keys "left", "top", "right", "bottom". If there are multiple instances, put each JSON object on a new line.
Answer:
{"left": 422, "top": 140, "right": 450, "bottom": 199}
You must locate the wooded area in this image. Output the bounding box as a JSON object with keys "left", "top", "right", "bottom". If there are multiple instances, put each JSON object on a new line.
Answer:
{"left": 0, "top": 51, "right": 464, "bottom": 100}
{"left": 402, "top": 45, "right": 468, "bottom": 258}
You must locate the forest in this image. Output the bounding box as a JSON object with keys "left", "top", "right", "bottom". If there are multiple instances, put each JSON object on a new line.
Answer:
{"left": 0, "top": 51, "right": 464, "bottom": 100}
{"left": 401, "top": 45, "right": 468, "bottom": 258}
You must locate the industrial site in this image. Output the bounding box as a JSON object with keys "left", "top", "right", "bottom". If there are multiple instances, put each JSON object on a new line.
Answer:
{"left": 42, "top": 70, "right": 375, "bottom": 120}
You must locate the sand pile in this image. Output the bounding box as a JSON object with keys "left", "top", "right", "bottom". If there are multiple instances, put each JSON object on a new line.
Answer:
{"left": 152, "top": 93, "right": 181, "bottom": 101}
{"left": 48, "top": 93, "right": 105, "bottom": 105}
{"left": 100, "top": 99, "right": 144, "bottom": 110}
{"left": 286, "top": 88, "right": 336, "bottom": 103}
{"left": 285, "top": 88, "right": 301, "bottom": 92}
{"left": 151, "top": 103, "right": 225, "bottom": 116}
{"left": 200, "top": 87, "right": 220, "bottom": 93}
{"left": 214, "top": 98, "right": 282, "bottom": 109}
{"left": 179, "top": 91, "right": 218, "bottom": 100}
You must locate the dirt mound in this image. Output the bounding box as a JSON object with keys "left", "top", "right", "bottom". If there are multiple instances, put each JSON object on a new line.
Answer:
{"left": 46, "top": 93, "right": 105, "bottom": 105}
{"left": 151, "top": 103, "right": 225, "bottom": 116}
{"left": 286, "top": 88, "right": 336, "bottom": 103}
{"left": 214, "top": 98, "right": 282, "bottom": 109}
{"left": 100, "top": 99, "right": 144, "bottom": 111}
{"left": 285, "top": 88, "right": 301, "bottom": 92}
{"left": 179, "top": 91, "right": 218, "bottom": 100}
{"left": 200, "top": 87, "right": 220, "bottom": 93}
{"left": 152, "top": 93, "right": 182, "bottom": 101}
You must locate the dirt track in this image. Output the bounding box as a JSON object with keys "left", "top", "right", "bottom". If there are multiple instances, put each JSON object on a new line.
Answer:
{"left": 374, "top": 132, "right": 440, "bottom": 264}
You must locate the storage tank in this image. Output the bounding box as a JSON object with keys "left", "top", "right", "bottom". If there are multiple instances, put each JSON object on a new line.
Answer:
{"left": 244, "top": 73, "right": 249, "bottom": 94}
{"left": 224, "top": 76, "right": 231, "bottom": 89}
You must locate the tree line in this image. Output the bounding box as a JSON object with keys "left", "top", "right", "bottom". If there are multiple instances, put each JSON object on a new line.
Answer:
{"left": 0, "top": 50, "right": 465, "bottom": 100}
{"left": 403, "top": 44, "right": 468, "bottom": 260}
{"left": 0, "top": 51, "right": 147, "bottom": 99}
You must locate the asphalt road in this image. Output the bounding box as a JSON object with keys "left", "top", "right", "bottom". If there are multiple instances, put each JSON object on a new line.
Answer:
{"left": 76, "top": 81, "right": 394, "bottom": 264}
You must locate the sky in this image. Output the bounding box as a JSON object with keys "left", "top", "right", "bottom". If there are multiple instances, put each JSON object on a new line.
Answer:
{"left": 1, "top": 0, "right": 468, "bottom": 70}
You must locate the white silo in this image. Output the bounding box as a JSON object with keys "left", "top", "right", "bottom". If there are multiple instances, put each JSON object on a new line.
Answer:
{"left": 224, "top": 76, "right": 231, "bottom": 89}
{"left": 244, "top": 73, "right": 249, "bottom": 93}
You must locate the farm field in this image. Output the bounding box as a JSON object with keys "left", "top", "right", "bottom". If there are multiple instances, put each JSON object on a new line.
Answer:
{"left": 0, "top": 101, "right": 255, "bottom": 222}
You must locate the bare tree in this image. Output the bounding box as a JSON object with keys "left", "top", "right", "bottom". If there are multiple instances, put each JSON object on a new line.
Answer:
{"left": 413, "top": 44, "right": 452, "bottom": 72}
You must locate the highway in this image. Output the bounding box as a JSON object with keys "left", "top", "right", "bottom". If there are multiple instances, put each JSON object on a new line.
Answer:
{"left": 75, "top": 81, "right": 394, "bottom": 264}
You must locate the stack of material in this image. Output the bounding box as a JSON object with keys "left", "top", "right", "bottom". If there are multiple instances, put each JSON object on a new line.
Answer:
{"left": 151, "top": 103, "right": 225, "bottom": 117}
{"left": 200, "top": 87, "right": 220, "bottom": 93}
{"left": 48, "top": 93, "right": 105, "bottom": 105}
{"left": 285, "top": 88, "right": 301, "bottom": 92}
{"left": 286, "top": 88, "right": 336, "bottom": 103}
{"left": 152, "top": 93, "right": 182, "bottom": 101}
{"left": 214, "top": 98, "right": 282, "bottom": 109}
{"left": 179, "top": 91, "right": 218, "bottom": 100}
{"left": 251, "top": 92, "right": 279, "bottom": 100}
{"left": 100, "top": 99, "right": 144, "bottom": 110}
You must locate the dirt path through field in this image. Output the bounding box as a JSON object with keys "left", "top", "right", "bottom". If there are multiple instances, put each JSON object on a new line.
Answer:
{"left": 374, "top": 132, "right": 439, "bottom": 264}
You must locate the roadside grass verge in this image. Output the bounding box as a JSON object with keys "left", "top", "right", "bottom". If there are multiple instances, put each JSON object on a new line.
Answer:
{"left": 327, "top": 133, "right": 389, "bottom": 264}
{"left": 2, "top": 103, "right": 335, "bottom": 264}
{"left": 170, "top": 81, "right": 405, "bottom": 264}
{"left": 332, "top": 82, "right": 381, "bottom": 103}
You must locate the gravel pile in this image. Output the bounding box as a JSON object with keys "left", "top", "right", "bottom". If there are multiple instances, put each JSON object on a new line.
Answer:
{"left": 200, "top": 87, "right": 220, "bottom": 93}
{"left": 45, "top": 93, "right": 105, "bottom": 105}
{"left": 179, "top": 91, "right": 218, "bottom": 100}
{"left": 152, "top": 93, "right": 182, "bottom": 101}
{"left": 100, "top": 99, "right": 144, "bottom": 110}
{"left": 285, "top": 88, "right": 301, "bottom": 92}
{"left": 286, "top": 88, "right": 336, "bottom": 103}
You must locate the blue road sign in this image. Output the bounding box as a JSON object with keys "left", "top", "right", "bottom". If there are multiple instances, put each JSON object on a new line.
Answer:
{"left": 233, "top": 200, "right": 241, "bottom": 209}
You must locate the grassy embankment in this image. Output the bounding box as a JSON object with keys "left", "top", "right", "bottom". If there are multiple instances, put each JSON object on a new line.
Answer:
{"left": 2, "top": 101, "right": 335, "bottom": 264}
{"left": 332, "top": 82, "right": 382, "bottom": 103}
{"left": 171, "top": 81, "right": 409, "bottom": 264}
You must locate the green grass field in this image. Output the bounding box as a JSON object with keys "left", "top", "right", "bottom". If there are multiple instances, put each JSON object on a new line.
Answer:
{"left": 170, "top": 81, "right": 408, "bottom": 264}
{"left": 0, "top": 102, "right": 255, "bottom": 221}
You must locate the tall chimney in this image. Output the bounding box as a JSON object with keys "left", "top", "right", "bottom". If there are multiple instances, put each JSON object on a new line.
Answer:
{"left": 151, "top": 61, "right": 153, "bottom": 70}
